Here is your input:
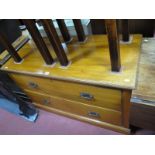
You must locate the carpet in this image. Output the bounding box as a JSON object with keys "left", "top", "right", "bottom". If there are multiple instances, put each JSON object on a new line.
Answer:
{"left": 0, "top": 96, "right": 38, "bottom": 122}
{"left": 0, "top": 107, "right": 121, "bottom": 135}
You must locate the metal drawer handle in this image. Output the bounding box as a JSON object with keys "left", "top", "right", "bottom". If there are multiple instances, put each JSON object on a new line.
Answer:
{"left": 28, "top": 82, "right": 38, "bottom": 89}
{"left": 80, "top": 92, "right": 94, "bottom": 100}
{"left": 88, "top": 111, "right": 100, "bottom": 118}
{"left": 42, "top": 99, "right": 49, "bottom": 105}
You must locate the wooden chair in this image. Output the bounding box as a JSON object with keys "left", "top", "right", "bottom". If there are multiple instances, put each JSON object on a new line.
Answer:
{"left": 0, "top": 19, "right": 125, "bottom": 71}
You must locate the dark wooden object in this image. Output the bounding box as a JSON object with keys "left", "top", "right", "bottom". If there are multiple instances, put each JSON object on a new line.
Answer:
{"left": 105, "top": 19, "right": 121, "bottom": 72}
{"left": 90, "top": 19, "right": 154, "bottom": 37}
{"left": 41, "top": 19, "right": 69, "bottom": 66}
{"left": 56, "top": 19, "right": 71, "bottom": 42}
{"left": 23, "top": 19, "right": 54, "bottom": 65}
{"left": 0, "top": 32, "right": 22, "bottom": 63}
{"left": 130, "top": 99, "right": 155, "bottom": 131}
{"left": 122, "top": 19, "right": 129, "bottom": 42}
{"left": 73, "top": 19, "right": 86, "bottom": 42}
{"left": 90, "top": 19, "right": 106, "bottom": 34}
{"left": 0, "top": 37, "right": 29, "bottom": 67}
{"left": 0, "top": 19, "right": 22, "bottom": 53}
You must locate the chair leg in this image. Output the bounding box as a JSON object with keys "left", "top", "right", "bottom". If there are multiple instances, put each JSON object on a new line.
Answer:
{"left": 41, "top": 19, "right": 69, "bottom": 66}
{"left": 0, "top": 32, "right": 22, "bottom": 63}
{"left": 122, "top": 19, "right": 129, "bottom": 42}
{"left": 56, "top": 19, "right": 71, "bottom": 43}
{"left": 105, "top": 19, "right": 121, "bottom": 72}
{"left": 23, "top": 19, "right": 54, "bottom": 65}
{"left": 73, "top": 19, "right": 86, "bottom": 42}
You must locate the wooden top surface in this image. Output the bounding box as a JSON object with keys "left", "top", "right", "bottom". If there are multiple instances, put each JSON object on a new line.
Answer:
{"left": 0, "top": 34, "right": 142, "bottom": 89}
{"left": 132, "top": 38, "right": 155, "bottom": 102}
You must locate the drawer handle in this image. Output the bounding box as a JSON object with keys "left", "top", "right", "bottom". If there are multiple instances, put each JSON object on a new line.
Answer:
{"left": 80, "top": 92, "right": 94, "bottom": 100}
{"left": 88, "top": 111, "right": 100, "bottom": 118}
{"left": 42, "top": 99, "right": 49, "bottom": 105}
{"left": 28, "top": 82, "right": 38, "bottom": 89}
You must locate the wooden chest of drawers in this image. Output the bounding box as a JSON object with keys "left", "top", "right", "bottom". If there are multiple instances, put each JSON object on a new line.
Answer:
{"left": 0, "top": 35, "right": 142, "bottom": 134}
{"left": 10, "top": 73, "right": 131, "bottom": 134}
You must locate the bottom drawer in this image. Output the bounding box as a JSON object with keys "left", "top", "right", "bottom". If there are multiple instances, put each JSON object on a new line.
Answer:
{"left": 25, "top": 90, "right": 122, "bottom": 126}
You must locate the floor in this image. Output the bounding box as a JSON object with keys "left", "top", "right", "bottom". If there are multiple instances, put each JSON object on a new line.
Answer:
{"left": 0, "top": 108, "right": 120, "bottom": 135}
{"left": 0, "top": 107, "right": 155, "bottom": 135}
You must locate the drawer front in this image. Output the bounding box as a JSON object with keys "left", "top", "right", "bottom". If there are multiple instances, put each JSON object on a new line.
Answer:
{"left": 25, "top": 90, "right": 122, "bottom": 126}
{"left": 11, "top": 74, "right": 122, "bottom": 111}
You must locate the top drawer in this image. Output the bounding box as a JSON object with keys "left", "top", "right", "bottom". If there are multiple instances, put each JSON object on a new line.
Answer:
{"left": 10, "top": 74, "right": 122, "bottom": 111}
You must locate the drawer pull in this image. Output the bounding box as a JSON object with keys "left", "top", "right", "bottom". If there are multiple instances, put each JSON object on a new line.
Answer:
{"left": 42, "top": 99, "right": 49, "bottom": 105}
{"left": 28, "top": 82, "right": 38, "bottom": 89}
{"left": 88, "top": 111, "right": 100, "bottom": 118}
{"left": 80, "top": 92, "right": 94, "bottom": 100}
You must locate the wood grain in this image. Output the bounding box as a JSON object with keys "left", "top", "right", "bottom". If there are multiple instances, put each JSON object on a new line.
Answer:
{"left": 132, "top": 38, "right": 155, "bottom": 101}
{"left": 0, "top": 30, "right": 142, "bottom": 134}
{"left": 131, "top": 38, "right": 155, "bottom": 130}
{"left": 10, "top": 73, "right": 122, "bottom": 111}
{"left": 25, "top": 89, "right": 130, "bottom": 134}
{"left": 121, "top": 89, "right": 131, "bottom": 127}
{"left": 35, "top": 101, "right": 130, "bottom": 134}
{"left": 24, "top": 89, "right": 122, "bottom": 126}
{"left": 1, "top": 35, "right": 142, "bottom": 90}
{"left": 105, "top": 19, "right": 121, "bottom": 72}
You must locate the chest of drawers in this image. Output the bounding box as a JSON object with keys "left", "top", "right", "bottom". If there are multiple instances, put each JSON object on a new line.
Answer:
{"left": 0, "top": 34, "right": 142, "bottom": 134}
{"left": 10, "top": 73, "right": 131, "bottom": 133}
